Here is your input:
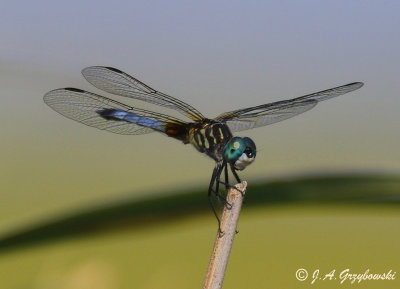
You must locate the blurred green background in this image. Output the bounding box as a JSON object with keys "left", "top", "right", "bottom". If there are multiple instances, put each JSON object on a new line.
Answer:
{"left": 1, "top": 1, "right": 399, "bottom": 288}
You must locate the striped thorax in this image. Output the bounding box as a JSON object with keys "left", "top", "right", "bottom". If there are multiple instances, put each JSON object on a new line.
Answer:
{"left": 189, "top": 120, "right": 233, "bottom": 161}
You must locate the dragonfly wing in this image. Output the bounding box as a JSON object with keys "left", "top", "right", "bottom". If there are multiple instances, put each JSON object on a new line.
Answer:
{"left": 81, "top": 66, "right": 205, "bottom": 121}
{"left": 224, "top": 101, "right": 317, "bottom": 132}
{"left": 215, "top": 82, "right": 363, "bottom": 132}
{"left": 44, "top": 88, "right": 189, "bottom": 138}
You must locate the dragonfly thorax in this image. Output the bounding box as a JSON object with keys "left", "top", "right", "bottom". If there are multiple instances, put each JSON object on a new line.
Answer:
{"left": 223, "top": 137, "right": 256, "bottom": 170}
{"left": 189, "top": 121, "right": 233, "bottom": 161}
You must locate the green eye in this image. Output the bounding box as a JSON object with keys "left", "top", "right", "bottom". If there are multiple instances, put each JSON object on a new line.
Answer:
{"left": 223, "top": 137, "right": 256, "bottom": 164}
{"left": 223, "top": 137, "right": 245, "bottom": 163}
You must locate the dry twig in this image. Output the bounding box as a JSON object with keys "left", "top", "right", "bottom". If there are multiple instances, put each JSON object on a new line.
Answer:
{"left": 203, "top": 181, "right": 247, "bottom": 289}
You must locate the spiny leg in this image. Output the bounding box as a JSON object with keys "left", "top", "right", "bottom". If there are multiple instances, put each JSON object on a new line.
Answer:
{"left": 224, "top": 162, "right": 229, "bottom": 187}
{"left": 213, "top": 162, "right": 228, "bottom": 206}
{"left": 207, "top": 166, "right": 219, "bottom": 224}
{"left": 213, "top": 162, "right": 235, "bottom": 211}
{"left": 219, "top": 163, "right": 233, "bottom": 209}
{"left": 214, "top": 164, "right": 241, "bottom": 234}
{"left": 229, "top": 164, "right": 245, "bottom": 197}
{"left": 230, "top": 164, "right": 241, "bottom": 183}
{"left": 217, "top": 163, "right": 230, "bottom": 187}
{"left": 208, "top": 164, "right": 224, "bottom": 232}
{"left": 219, "top": 164, "right": 242, "bottom": 191}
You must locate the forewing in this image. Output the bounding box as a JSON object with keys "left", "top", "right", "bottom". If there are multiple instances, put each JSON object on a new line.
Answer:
{"left": 82, "top": 66, "right": 205, "bottom": 121}
{"left": 290, "top": 82, "right": 364, "bottom": 102}
{"left": 224, "top": 100, "right": 317, "bottom": 132}
{"left": 43, "top": 88, "right": 188, "bottom": 135}
{"left": 216, "top": 82, "right": 363, "bottom": 132}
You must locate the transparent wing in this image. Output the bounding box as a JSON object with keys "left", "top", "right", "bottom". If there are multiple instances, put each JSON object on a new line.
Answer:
{"left": 82, "top": 66, "right": 205, "bottom": 121}
{"left": 43, "top": 88, "right": 188, "bottom": 136}
{"left": 215, "top": 82, "right": 364, "bottom": 132}
{"left": 223, "top": 100, "right": 318, "bottom": 132}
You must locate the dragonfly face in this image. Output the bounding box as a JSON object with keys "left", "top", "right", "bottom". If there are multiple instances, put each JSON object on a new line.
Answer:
{"left": 223, "top": 137, "right": 256, "bottom": 171}
{"left": 44, "top": 66, "right": 363, "bottom": 231}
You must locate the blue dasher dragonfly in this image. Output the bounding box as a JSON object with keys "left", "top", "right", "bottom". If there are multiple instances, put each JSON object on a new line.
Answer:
{"left": 44, "top": 66, "right": 363, "bottom": 229}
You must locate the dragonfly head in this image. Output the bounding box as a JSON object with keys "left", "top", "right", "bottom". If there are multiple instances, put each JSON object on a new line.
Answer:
{"left": 223, "top": 137, "right": 256, "bottom": 170}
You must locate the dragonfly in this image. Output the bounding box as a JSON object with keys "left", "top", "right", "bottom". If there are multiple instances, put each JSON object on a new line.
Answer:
{"left": 44, "top": 66, "right": 363, "bottom": 230}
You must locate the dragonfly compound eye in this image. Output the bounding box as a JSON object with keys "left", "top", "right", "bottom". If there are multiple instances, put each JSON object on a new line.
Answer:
{"left": 223, "top": 137, "right": 256, "bottom": 170}
{"left": 244, "top": 147, "right": 254, "bottom": 158}
{"left": 223, "top": 137, "right": 246, "bottom": 164}
{"left": 231, "top": 137, "right": 256, "bottom": 170}
{"left": 243, "top": 137, "right": 256, "bottom": 158}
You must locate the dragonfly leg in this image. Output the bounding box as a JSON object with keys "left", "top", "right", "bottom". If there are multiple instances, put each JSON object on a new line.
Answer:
{"left": 230, "top": 164, "right": 241, "bottom": 183}
{"left": 229, "top": 164, "right": 245, "bottom": 197}
{"left": 220, "top": 164, "right": 234, "bottom": 209}
{"left": 214, "top": 168, "right": 221, "bottom": 197}
{"left": 213, "top": 163, "right": 234, "bottom": 209}
{"left": 208, "top": 163, "right": 224, "bottom": 234}
{"left": 214, "top": 162, "right": 229, "bottom": 204}
{"left": 218, "top": 165, "right": 232, "bottom": 189}
{"left": 218, "top": 164, "right": 239, "bottom": 234}
{"left": 224, "top": 162, "right": 229, "bottom": 187}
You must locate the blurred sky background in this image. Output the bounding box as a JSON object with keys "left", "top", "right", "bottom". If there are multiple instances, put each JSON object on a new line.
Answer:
{"left": 1, "top": 0, "right": 399, "bottom": 234}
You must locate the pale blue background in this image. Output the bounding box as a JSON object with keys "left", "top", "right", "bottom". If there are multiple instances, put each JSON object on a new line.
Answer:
{"left": 1, "top": 0, "right": 399, "bottom": 232}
